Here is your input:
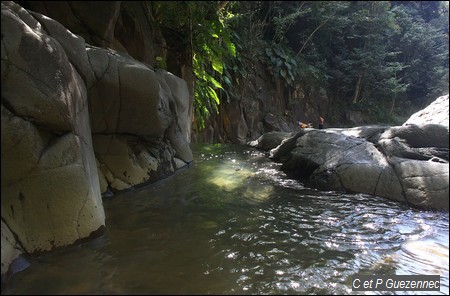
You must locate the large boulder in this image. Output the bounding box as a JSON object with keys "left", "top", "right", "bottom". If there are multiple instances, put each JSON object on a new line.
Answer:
{"left": 279, "top": 129, "right": 404, "bottom": 203}
{"left": 249, "top": 95, "right": 449, "bottom": 211}
{"left": 86, "top": 48, "right": 192, "bottom": 192}
{"left": 20, "top": 2, "right": 194, "bottom": 193}
{"left": 22, "top": 1, "right": 166, "bottom": 68}
{"left": 1, "top": 0, "right": 194, "bottom": 278}
{"left": 1, "top": 0, "right": 105, "bottom": 261}
{"left": 404, "top": 94, "right": 449, "bottom": 128}
{"left": 19, "top": 1, "right": 121, "bottom": 49}
{"left": 21, "top": 2, "right": 194, "bottom": 192}
{"left": 1, "top": 220, "right": 23, "bottom": 276}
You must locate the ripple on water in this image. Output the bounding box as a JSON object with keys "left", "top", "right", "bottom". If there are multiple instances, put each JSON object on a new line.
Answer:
{"left": 2, "top": 144, "right": 448, "bottom": 295}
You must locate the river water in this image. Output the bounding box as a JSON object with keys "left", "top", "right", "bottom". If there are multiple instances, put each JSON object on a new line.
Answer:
{"left": 2, "top": 144, "right": 449, "bottom": 295}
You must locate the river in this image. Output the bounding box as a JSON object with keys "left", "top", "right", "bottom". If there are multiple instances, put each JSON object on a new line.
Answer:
{"left": 2, "top": 144, "right": 449, "bottom": 295}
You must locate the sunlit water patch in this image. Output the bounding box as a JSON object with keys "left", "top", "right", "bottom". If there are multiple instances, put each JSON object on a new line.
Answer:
{"left": 2, "top": 144, "right": 448, "bottom": 295}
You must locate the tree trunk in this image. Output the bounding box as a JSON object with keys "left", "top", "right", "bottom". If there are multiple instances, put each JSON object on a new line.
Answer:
{"left": 296, "top": 12, "right": 333, "bottom": 57}
{"left": 389, "top": 94, "right": 396, "bottom": 115}
{"left": 352, "top": 74, "right": 363, "bottom": 103}
{"left": 296, "top": 20, "right": 328, "bottom": 57}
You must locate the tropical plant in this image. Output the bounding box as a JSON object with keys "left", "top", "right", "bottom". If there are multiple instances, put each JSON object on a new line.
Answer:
{"left": 190, "top": 1, "right": 237, "bottom": 130}
{"left": 152, "top": 1, "right": 449, "bottom": 130}
{"left": 264, "top": 43, "right": 298, "bottom": 85}
{"left": 150, "top": 1, "right": 237, "bottom": 131}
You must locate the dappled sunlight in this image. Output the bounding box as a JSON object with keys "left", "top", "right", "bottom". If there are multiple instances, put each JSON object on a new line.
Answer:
{"left": 242, "top": 184, "right": 275, "bottom": 202}
{"left": 205, "top": 162, "right": 253, "bottom": 191}
{"left": 319, "top": 126, "right": 389, "bottom": 139}
{"left": 203, "top": 154, "right": 277, "bottom": 203}
{"left": 195, "top": 144, "right": 280, "bottom": 202}
{"left": 4, "top": 144, "right": 448, "bottom": 295}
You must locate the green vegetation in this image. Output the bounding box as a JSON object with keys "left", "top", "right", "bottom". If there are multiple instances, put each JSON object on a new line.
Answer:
{"left": 191, "top": 3, "right": 237, "bottom": 130}
{"left": 265, "top": 43, "right": 298, "bottom": 86}
{"left": 152, "top": 1, "right": 448, "bottom": 130}
{"left": 155, "top": 56, "right": 167, "bottom": 69}
{"left": 151, "top": 1, "right": 237, "bottom": 130}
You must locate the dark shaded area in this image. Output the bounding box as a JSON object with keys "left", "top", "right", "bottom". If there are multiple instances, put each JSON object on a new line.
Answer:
{"left": 281, "top": 155, "right": 319, "bottom": 180}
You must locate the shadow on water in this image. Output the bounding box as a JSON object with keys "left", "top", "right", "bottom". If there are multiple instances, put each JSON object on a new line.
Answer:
{"left": 2, "top": 144, "right": 449, "bottom": 295}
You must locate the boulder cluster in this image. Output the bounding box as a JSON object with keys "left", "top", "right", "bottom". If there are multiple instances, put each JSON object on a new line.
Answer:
{"left": 249, "top": 95, "right": 449, "bottom": 212}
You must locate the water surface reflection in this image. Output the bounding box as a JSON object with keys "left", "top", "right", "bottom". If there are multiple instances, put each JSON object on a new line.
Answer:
{"left": 3, "top": 144, "right": 448, "bottom": 295}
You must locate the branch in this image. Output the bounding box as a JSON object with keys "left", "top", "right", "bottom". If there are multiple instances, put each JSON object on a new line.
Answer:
{"left": 296, "top": 15, "right": 333, "bottom": 57}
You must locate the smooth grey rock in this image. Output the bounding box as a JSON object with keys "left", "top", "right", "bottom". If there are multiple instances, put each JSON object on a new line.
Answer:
{"left": 249, "top": 95, "right": 449, "bottom": 211}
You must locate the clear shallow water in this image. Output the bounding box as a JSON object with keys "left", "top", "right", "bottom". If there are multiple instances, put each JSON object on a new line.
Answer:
{"left": 2, "top": 144, "right": 449, "bottom": 295}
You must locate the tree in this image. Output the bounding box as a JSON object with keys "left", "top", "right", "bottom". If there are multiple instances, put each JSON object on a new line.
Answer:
{"left": 152, "top": 1, "right": 449, "bottom": 129}
{"left": 391, "top": 1, "right": 449, "bottom": 107}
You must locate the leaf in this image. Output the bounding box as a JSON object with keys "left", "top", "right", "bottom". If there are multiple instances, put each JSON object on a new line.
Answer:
{"left": 207, "top": 86, "right": 220, "bottom": 105}
{"left": 289, "top": 72, "right": 295, "bottom": 81}
{"left": 223, "top": 75, "right": 232, "bottom": 86}
{"left": 270, "top": 56, "right": 277, "bottom": 64}
{"left": 209, "top": 75, "right": 223, "bottom": 89}
{"left": 211, "top": 55, "right": 223, "bottom": 75}
{"left": 284, "top": 62, "right": 292, "bottom": 71}
{"left": 291, "top": 59, "right": 298, "bottom": 67}
{"left": 227, "top": 42, "right": 236, "bottom": 57}
{"left": 274, "top": 46, "right": 283, "bottom": 57}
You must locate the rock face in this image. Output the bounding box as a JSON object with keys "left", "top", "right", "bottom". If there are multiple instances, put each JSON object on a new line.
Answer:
{"left": 1, "top": 1, "right": 193, "bottom": 278}
{"left": 249, "top": 95, "right": 449, "bottom": 211}
{"left": 404, "top": 94, "right": 449, "bottom": 128}
{"left": 2, "top": 0, "right": 106, "bottom": 256}
{"left": 86, "top": 47, "right": 192, "bottom": 192}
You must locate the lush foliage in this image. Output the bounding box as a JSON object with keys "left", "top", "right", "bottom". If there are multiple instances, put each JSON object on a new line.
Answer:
{"left": 151, "top": 1, "right": 237, "bottom": 131}
{"left": 153, "top": 1, "right": 448, "bottom": 129}
{"left": 264, "top": 1, "right": 447, "bottom": 118}
{"left": 191, "top": 3, "right": 237, "bottom": 130}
